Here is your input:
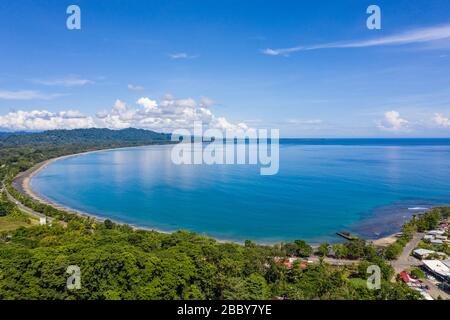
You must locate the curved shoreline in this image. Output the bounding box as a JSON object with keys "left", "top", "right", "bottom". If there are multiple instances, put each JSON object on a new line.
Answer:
{"left": 13, "top": 146, "right": 399, "bottom": 246}
{"left": 13, "top": 148, "right": 173, "bottom": 232}
{"left": 15, "top": 148, "right": 120, "bottom": 214}
{"left": 13, "top": 147, "right": 248, "bottom": 244}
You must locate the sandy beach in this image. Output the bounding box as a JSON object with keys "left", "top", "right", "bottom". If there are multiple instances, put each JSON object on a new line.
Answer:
{"left": 370, "top": 234, "right": 399, "bottom": 247}
{"left": 15, "top": 157, "right": 64, "bottom": 207}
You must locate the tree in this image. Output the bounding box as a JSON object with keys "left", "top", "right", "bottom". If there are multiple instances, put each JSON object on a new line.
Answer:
{"left": 332, "top": 244, "right": 349, "bottom": 259}
{"left": 384, "top": 242, "right": 403, "bottom": 260}
{"left": 318, "top": 243, "right": 330, "bottom": 257}
{"left": 244, "top": 240, "right": 255, "bottom": 248}
{"left": 345, "top": 239, "right": 366, "bottom": 259}
{"left": 104, "top": 219, "right": 114, "bottom": 229}
{"left": 415, "top": 209, "right": 440, "bottom": 232}
{"left": 0, "top": 193, "right": 14, "bottom": 216}
{"left": 410, "top": 268, "right": 425, "bottom": 279}
{"left": 441, "top": 207, "right": 450, "bottom": 218}
{"left": 294, "top": 240, "right": 312, "bottom": 257}
{"left": 183, "top": 285, "right": 205, "bottom": 300}
{"left": 282, "top": 243, "right": 298, "bottom": 257}
{"left": 243, "top": 273, "right": 270, "bottom": 300}
{"left": 401, "top": 223, "right": 416, "bottom": 240}
{"left": 0, "top": 201, "right": 9, "bottom": 216}
{"left": 363, "top": 244, "right": 377, "bottom": 260}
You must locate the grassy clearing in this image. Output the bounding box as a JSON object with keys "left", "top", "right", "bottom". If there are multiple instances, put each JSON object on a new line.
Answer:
{"left": 0, "top": 212, "right": 39, "bottom": 232}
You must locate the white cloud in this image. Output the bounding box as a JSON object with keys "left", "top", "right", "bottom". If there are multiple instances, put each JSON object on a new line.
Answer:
{"left": 96, "top": 95, "right": 248, "bottom": 132}
{"left": 169, "top": 52, "right": 198, "bottom": 59}
{"left": 0, "top": 90, "right": 64, "bottom": 100}
{"left": 433, "top": 113, "right": 450, "bottom": 127}
{"left": 128, "top": 84, "right": 145, "bottom": 91}
{"left": 377, "top": 111, "right": 409, "bottom": 132}
{"left": 136, "top": 97, "right": 158, "bottom": 111}
{"left": 199, "top": 96, "right": 215, "bottom": 108}
{"left": 32, "top": 76, "right": 93, "bottom": 87}
{"left": 0, "top": 110, "right": 96, "bottom": 131}
{"left": 211, "top": 117, "right": 248, "bottom": 131}
{"left": 287, "top": 119, "right": 323, "bottom": 125}
{"left": 0, "top": 96, "right": 248, "bottom": 132}
{"left": 95, "top": 110, "right": 109, "bottom": 119}
{"left": 263, "top": 24, "right": 450, "bottom": 56}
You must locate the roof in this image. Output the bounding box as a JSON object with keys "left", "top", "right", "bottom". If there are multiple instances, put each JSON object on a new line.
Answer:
{"left": 422, "top": 260, "right": 450, "bottom": 277}
{"left": 427, "top": 230, "right": 445, "bottom": 235}
{"left": 400, "top": 271, "right": 412, "bottom": 283}
{"left": 413, "top": 249, "right": 435, "bottom": 256}
{"left": 443, "top": 259, "right": 450, "bottom": 269}
{"left": 275, "top": 257, "right": 308, "bottom": 270}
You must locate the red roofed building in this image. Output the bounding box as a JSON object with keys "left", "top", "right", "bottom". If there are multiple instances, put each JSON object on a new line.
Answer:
{"left": 274, "top": 257, "right": 309, "bottom": 270}
{"left": 400, "top": 271, "right": 412, "bottom": 283}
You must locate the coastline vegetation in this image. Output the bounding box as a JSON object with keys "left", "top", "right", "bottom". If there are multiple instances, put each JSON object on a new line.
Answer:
{"left": 0, "top": 128, "right": 433, "bottom": 300}
{"left": 0, "top": 214, "right": 420, "bottom": 300}
{"left": 0, "top": 193, "right": 38, "bottom": 232}
{"left": 383, "top": 208, "right": 450, "bottom": 260}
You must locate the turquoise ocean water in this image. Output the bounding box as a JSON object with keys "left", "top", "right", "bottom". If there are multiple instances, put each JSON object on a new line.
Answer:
{"left": 31, "top": 139, "right": 450, "bottom": 243}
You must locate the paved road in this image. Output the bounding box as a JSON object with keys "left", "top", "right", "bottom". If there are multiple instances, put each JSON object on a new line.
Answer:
{"left": 391, "top": 232, "right": 424, "bottom": 274}
{"left": 309, "top": 256, "right": 359, "bottom": 266}
{"left": 422, "top": 278, "right": 450, "bottom": 300}
{"left": 2, "top": 181, "right": 54, "bottom": 224}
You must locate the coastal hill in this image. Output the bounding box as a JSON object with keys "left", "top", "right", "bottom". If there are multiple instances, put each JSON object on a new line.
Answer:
{"left": 0, "top": 128, "right": 171, "bottom": 147}
{"left": 0, "top": 128, "right": 172, "bottom": 178}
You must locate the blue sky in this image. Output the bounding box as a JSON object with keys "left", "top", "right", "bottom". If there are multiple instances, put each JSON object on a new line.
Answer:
{"left": 0, "top": 0, "right": 450, "bottom": 137}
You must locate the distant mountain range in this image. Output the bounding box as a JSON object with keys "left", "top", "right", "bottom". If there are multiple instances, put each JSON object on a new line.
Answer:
{"left": 0, "top": 128, "right": 172, "bottom": 147}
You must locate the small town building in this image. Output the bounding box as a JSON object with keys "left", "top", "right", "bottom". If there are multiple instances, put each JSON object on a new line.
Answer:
{"left": 413, "top": 249, "right": 445, "bottom": 260}
{"left": 413, "top": 249, "right": 436, "bottom": 259}
{"left": 422, "top": 260, "right": 450, "bottom": 283}
{"left": 399, "top": 271, "right": 413, "bottom": 283}
{"left": 427, "top": 230, "right": 445, "bottom": 236}
{"left": 430, "top": 239, "right": 444, "bottom": 246}
{"left": 274, "top": 257, "right": 309, "bottom": 270}
{"left": 443, "top": 259, "right": 450, "bottom": 269}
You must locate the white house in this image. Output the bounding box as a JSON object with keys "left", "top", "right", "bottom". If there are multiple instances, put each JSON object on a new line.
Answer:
{"left": 430, "top": 239, "right": 444, "bottom": 246}
{"left": 443, "top": 259, "right": 450, "bottom": 269}
{"left": 412, "top": 249, "right": 446, "bottom": 260}
{"left": 427, "top": 230, "right": 445, "bottom": 236}
{"left": 423, "top": 235, "right": 434, "bottom": 241}
{"left": 422, "top": 260, "right": 450, "bottom": 283}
